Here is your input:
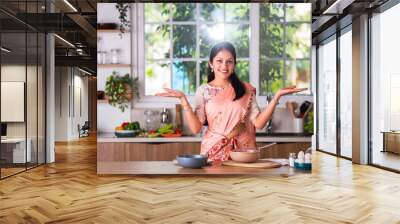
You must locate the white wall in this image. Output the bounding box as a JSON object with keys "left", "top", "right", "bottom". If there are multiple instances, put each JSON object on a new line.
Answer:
{"left": 97, "top": 3, "right": 132, "bottom": 133}
{"left": 55, "top": 67, "right": 89, "bottom": 141}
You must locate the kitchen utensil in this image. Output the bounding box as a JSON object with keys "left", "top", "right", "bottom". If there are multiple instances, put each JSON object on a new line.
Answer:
{"left": 294, "top": 118, "right": 304, "bottom": 133}
{"left": 222, "top": 160, "right": 281, "bottom": 168}
{"left": 176, "top": 154, "right": 208, "bottom": 168}
{"left": 299, "top": 101, "right": 312, "bottom": 118}
{"left": 230, "top": 149, "right": 260, "bottom": 163}
{"left": 160, "top": 108, "right": 170, "bottom": 124}
{"left": 230, "top": 143, "right": 277, "bottom": 163}
{"left": 302, "top": 103, "right": 313, "bottom": 119}
{"left": 286, "top": 101, "right": 297, "bottom": 118}
{"left": 292, "top": 102, "right": 299, "bottom": 117}
{"left": 175, "top": 104, "right": 183, "bottom": 130}
{"left": 258, "top": 142, "right": 277, "bottom": 150}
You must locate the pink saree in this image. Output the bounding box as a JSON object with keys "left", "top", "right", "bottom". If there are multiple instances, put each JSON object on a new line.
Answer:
{"left": 200, "top": 83, "right": 257, "bottom": 161}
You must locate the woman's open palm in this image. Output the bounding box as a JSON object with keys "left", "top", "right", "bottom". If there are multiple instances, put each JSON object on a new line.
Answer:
{"left": 277, "top": 85, "right": 307, "bottom": 97}
{"left": 155, "top": 88, "right": 185, "bottom": 99}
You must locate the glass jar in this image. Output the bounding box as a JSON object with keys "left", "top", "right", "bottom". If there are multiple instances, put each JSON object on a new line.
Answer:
{"left": 144, "top": 110, "right": 159, "bottom": 131}
{"left": 97, "top": 51, "right": 102, "bottom": 64}
{"left": 110, "top": 49, "right": 120, "bottom": 64}
{"left": 101, "top": 51, "right": 107, "bottom": 64}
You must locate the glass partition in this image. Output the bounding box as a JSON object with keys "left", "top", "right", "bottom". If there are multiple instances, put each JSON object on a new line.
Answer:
{"left": 0, "top": 1, "right": 46, "bottom": 179}
{"left": 1, "top": 28, "right": 28, "bottom": 178}
{"left": 370, "top": 4, "right": 400, "bottom": 171}
{"left": 317, "top": 36, "right": 337, "bottom": 154}
{"left": 339, "top": 28, "right": 352, "bottom": 158}
{"left": 27, "top": 30, "right": 38, "bottom": 169}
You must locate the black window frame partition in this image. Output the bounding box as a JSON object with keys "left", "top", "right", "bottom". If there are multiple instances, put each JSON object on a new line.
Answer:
{"left": 0, "top": 2, "right": 47, "bottom": 180}
{"left": 315, "top": 18, "right": 353, "bottom": 161}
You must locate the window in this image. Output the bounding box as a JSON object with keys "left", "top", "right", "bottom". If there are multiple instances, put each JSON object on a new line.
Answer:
{"left": 259, "top": 3, "right": 311, "bottom": 95}
{"left": 138, "top": 3, "right": 311, "bottom": 101}
{"left": 317, "top": 36, "right": 337, "bottom": 154}
{"left": 339, "top": 28, "right": 352, "bottom": 158}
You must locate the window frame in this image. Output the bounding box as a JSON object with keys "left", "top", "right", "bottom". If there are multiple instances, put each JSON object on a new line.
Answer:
{"left": 133, "top": 3, "right": 313, "bottom": 108}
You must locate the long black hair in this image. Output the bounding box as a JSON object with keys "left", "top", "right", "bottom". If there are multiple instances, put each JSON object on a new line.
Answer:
{"left": 207, "top": 41, "right": 245, "bottom": 101}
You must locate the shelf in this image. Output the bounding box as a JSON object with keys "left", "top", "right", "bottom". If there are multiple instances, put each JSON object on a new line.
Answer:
{"left": 98, "top": 64, "right": 131, "bottom": 68}
{"left": 97, "top": 29, "right": 130, "bottom": 33}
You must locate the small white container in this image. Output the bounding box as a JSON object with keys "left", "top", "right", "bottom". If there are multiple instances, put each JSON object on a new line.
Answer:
{"left": 289, "top": 153, "right": 296, "bottom": 167}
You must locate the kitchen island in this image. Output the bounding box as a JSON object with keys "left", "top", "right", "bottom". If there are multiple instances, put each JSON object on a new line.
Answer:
{"left": 97, "top": 160, "right": 306, "bottom": 176}
{"left": 97, "top": 133, "right": 311, "bottom": 174}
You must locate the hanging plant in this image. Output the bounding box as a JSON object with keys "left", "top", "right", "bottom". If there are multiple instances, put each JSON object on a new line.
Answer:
{"left": 116, "top": 3, "right": 131, "bottom": 38}
{"left": 105, "top": 71, "right": 139, "bottom": 112}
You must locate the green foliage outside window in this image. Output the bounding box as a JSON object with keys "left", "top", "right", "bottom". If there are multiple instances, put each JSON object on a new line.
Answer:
{"left": 259, "top": 3, "right": 311, "bottom": 95}
{"left": 143, "top": 3, "right": 310, "bottom": 96}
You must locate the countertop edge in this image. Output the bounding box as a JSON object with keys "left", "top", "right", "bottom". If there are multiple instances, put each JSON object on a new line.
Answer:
{"left": 97, "top": 135, "right": 312, "bottom": 143}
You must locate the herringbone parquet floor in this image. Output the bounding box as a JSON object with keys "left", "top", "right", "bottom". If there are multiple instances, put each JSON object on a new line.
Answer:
{"left": 1, "top": 134, "right": 400, "bottom": 223}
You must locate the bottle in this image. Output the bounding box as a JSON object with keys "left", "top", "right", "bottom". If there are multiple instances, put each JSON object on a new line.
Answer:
{"left": 289, "top": 153, "right": 296, "bottom": 167}
{"left": 160, "top": 108, "right": 170, "bottom": 124}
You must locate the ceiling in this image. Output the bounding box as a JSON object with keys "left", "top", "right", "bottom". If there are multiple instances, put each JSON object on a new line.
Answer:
{"left": 0, "top": 0, "right": 392, "bottom": 75}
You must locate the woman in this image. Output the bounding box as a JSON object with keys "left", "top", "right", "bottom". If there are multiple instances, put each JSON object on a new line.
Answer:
{"left": 156, "top": 42, "right": 306, "bottom": 161}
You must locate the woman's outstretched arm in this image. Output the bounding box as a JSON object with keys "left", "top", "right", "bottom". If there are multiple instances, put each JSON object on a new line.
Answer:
{"left": 252, "top": 86, "right": 307, "bottom": 129}
{"left": 156, "top": 88, "right": 203, "bottom": 134}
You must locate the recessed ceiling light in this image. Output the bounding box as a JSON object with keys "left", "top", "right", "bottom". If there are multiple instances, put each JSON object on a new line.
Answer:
{"left": 54, "top": 34, "right": 75, "bottom": 48}
{"left": 78, "top": 67, "right": 93, "bottom": 76}
{"left": 1, "top": 47, "right": 11, "bottom": 53}
{"left": 63, "top": 0, "right": 78, "bottom": 12}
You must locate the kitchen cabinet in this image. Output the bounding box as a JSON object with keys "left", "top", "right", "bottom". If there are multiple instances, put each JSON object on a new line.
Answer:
{"left": 97, "top": 134, "right": 311, "bottom": 162}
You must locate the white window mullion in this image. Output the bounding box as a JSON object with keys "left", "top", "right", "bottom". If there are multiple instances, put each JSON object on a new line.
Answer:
{"left": 169, "top": 3, "right": 173, "bottom": 89}
{"left": 250, "top": 3, "right": 259, "bottom": 98}
{"left": 137, "top": 3, "right": 145, "bottom": 100}
{"left": 196, "top": 3, "right": 200, "bottom": 89}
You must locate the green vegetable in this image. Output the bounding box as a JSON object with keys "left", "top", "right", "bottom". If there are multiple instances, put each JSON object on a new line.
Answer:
{"left": 148, "top": 133, "right": 161, "bottom": 138}
{"left": 123, "top": 121, "right": 141, "bottom": 130}
{"left": 157, "top": 123, "right": 174, "bottom": 134}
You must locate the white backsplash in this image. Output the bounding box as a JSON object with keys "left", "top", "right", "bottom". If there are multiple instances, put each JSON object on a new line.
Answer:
{"left": 128, "top": 102, "right": 312, "bottom": 135}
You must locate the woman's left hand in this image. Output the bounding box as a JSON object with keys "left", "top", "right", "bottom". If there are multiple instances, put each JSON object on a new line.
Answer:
{"left": 276, "top": 86, "right": 307, "bottom": 98}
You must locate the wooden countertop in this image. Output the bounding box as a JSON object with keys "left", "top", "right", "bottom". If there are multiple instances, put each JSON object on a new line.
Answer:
{"left": 97, "top": 161, "right": 308, "bottom": 176}
{"left": 97, "top": 133, "right": 312, "bottom": 143}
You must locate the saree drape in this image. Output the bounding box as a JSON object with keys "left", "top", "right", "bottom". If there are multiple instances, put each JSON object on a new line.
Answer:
{"left": 200, "top": 83, "right": 257, "bottom": 161}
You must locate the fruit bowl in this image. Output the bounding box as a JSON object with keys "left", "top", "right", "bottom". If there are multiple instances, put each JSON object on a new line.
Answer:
{"left": 115, "top": 130, "right": 139, "bottom": 138}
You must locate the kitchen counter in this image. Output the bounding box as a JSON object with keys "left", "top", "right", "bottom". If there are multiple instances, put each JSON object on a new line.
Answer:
{"left": 97, "top": 133, "right": 312, "bottom": 173}
{"left": 97, "top": 160, "right": 307, "bottom": 176}
{"left": 97, "top": 132, "right": 312, "bottom": 143}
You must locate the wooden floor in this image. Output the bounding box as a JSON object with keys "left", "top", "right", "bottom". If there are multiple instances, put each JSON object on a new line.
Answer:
{"left": 1, "top": 135, "right": 400, "bottom": 223}
{"left": 372, "top": 150, "right": 400, "bottom": 171}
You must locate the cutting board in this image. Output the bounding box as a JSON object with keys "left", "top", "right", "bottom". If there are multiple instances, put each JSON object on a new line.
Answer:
{"left": 222, "top": 160, "right": 281, "bottom": 168}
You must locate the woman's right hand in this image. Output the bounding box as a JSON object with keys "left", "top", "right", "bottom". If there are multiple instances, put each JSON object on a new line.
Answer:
{"left": 155, "top": 88, "right": 186, "bottom": 99}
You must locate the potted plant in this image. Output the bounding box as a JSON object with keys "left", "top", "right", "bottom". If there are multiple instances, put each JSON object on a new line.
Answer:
{"left": 115, "top": 3, "right": 130, "bottom": 38}
{"left": 105, "top": 71, "right": 139, "bottom": 112}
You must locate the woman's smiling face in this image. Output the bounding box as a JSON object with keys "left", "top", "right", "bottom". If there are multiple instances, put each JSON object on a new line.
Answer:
{"left": 209, "top": 49, "right": 235, "bottom": 80}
